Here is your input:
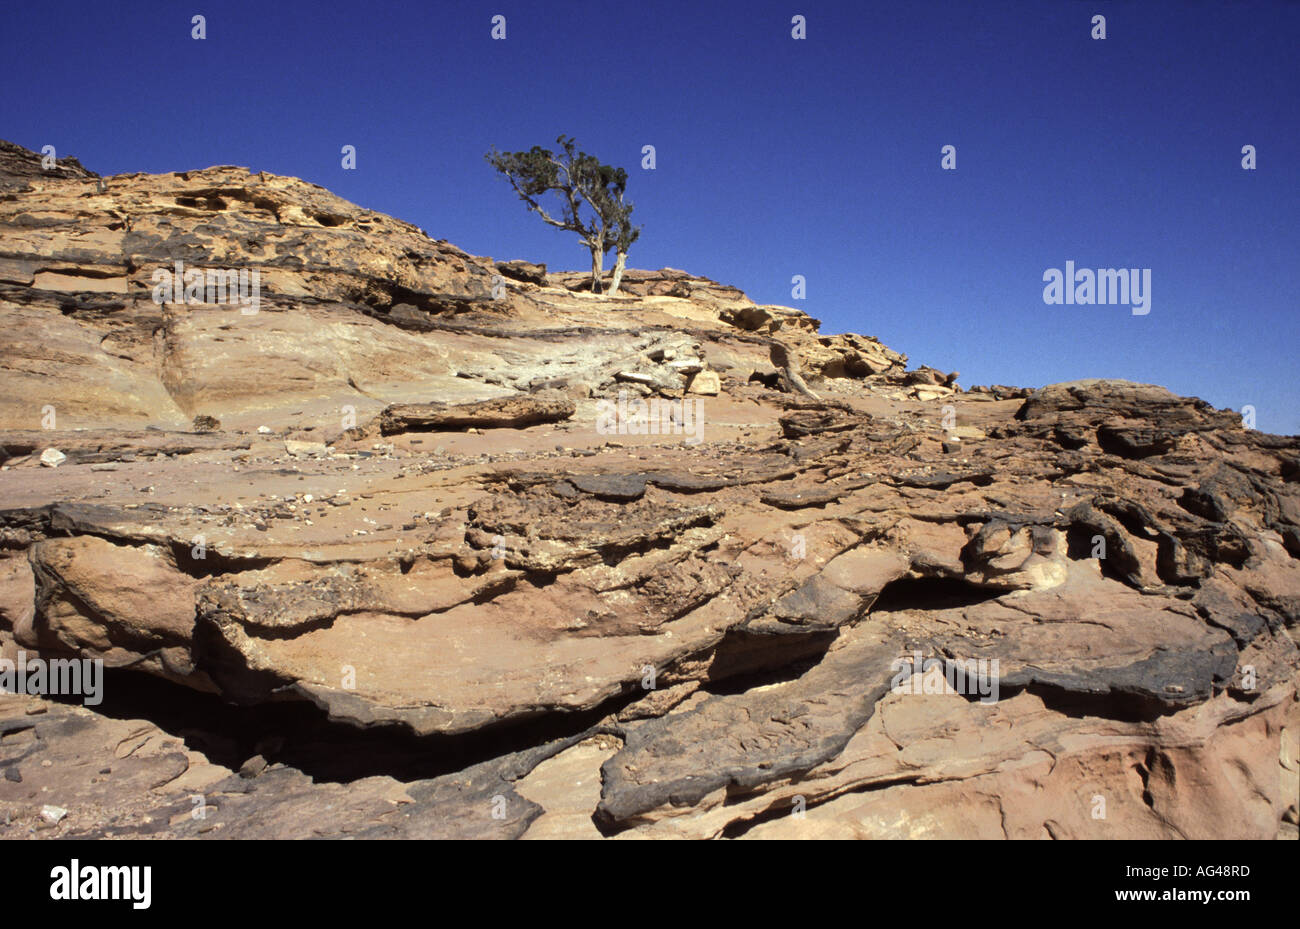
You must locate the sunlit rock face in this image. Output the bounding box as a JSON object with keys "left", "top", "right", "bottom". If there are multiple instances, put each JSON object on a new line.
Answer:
{"left": 0, "top": 140, "right": 1296, "bottom": 840}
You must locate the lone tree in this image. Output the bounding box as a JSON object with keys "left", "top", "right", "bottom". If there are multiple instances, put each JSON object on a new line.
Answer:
{"left": 486, "top": 135, "right": 641, "bottom": 296}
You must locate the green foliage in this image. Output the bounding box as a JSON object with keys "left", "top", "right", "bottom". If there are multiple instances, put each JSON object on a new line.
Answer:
{"left": 486, "top": 135, "right": 641, "bottom": 292}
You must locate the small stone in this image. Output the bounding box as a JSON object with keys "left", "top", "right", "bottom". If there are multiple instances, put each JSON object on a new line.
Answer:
{"left": 687, "top": 370, "right": 721, "bottom": 396}
{"left": 257, "top": 425, "right": 272, "bottom": 434}
{"left": 285, "top": 440, "right": 328, "bottom": 459}
{"left": 40, "top": 805, "right": 68, "bottom": 824}
{"left": 239, "top": 755, "right": 269, "bottom": 778}
{"left": 39, "top": 448, "right": 66, "bottom": 468}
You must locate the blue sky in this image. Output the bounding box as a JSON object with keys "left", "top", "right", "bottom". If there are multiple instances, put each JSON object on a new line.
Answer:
{"left": 4, "top": 0, "right": 1298, "bottom": 432}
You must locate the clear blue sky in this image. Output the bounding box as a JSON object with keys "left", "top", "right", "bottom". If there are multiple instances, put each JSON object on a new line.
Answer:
{"left": 4, "top": 0, "right": 1297, "bottom": 432}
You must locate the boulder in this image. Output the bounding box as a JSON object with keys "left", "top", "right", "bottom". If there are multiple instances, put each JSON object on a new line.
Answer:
{"left": 495, "top": 260, "right": 547, "bottom": 285}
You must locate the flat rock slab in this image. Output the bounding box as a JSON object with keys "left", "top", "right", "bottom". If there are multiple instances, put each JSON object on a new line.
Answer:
{"left": 760, "top": 484, "right": 845, "bottom": 508}
{"left": 378, "top": 394, "right": 575, "bottom": 435}
{"left": 566, "top": 472, "right": 649, "bottom": 500}
{"left": 597, "top": 628, "right": 902, "bottom": 827}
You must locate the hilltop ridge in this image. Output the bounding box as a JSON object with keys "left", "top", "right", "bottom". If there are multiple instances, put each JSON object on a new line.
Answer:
{"left": 0, "top": 140, "right": 932, "bottom": 435}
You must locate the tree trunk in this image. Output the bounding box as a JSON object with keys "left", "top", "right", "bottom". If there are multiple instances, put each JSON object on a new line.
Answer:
{"left": 606, "top": 250, "right": 628, "bottom": 296}
{"left": 769, "top": 340, "right": 821, "bottom": 400}
{"left": 589, "top": 246, "right": 605, "bottom": 294}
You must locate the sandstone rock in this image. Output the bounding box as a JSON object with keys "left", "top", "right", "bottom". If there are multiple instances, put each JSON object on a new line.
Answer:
{"left": 613, "top": 368, "right": 684, "bottom": 394}
{"left": 687, "top": 370, "right": 721, "bottom": 395}
{"left": 284, "top": 439, "right": 328, "bottom": 459}
{"left": 495, "top": 260, "right": 547, "bottom": 284}
{"left": 0, "top": 139, "right": 1296, "bottom": 843}
{"left": 960, "top": 521, "right": 1069, "bottom": 590}
{"left": 28, "top": 535, "right": 202, "bottom": 681}
{"left": 378, "top": 393, "right": 575, "bottom": 435}
{"left": 0, "top": 141, "right": 515, "bottom": 432}
{"left": 39, "top": 449, "right": 65, "bottom": 468}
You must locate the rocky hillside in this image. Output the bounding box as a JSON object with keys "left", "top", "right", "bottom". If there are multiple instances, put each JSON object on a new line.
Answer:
{"left": 0, "top": 140, "right": 1296, "bottom": 839}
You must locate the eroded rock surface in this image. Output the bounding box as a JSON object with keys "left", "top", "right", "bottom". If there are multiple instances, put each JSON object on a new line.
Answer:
{"left": 1, "top": 141, "right": 1297, "bottom": 840}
